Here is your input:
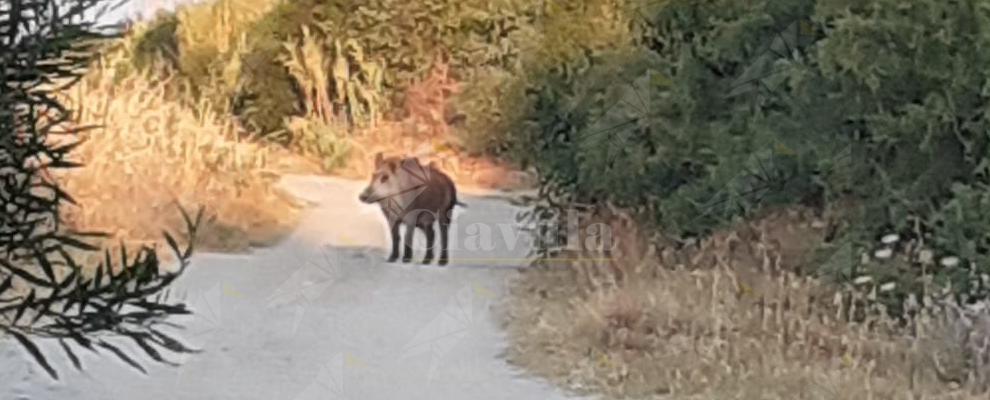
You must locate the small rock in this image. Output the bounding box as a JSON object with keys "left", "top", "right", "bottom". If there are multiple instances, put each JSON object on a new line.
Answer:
{"left": 941, "top": 256, "right": 960, "bottom": 268}
{"left": 880, "top": 282, "right": 896, "bottom": 292}
{"left": 918, "top": 249, "right": 934, "bottom": 265}
{"left": 881, "top": 233, "right": 900, "bottom": 244}
{"left": 874, "top": 248, "right": 893, "bottom": 260}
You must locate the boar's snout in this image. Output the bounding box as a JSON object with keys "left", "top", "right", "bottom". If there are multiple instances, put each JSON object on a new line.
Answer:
{"left": 358, "top": 188, "right": 372, "bottom": 203}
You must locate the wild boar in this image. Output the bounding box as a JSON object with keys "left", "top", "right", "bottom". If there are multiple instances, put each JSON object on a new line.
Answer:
{"left": 358, "top": 152, "right": 466, "bottom": 266}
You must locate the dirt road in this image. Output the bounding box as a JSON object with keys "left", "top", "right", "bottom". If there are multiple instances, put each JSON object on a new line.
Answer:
{"left": 0, "top": 175, "right": 591, "bottom": 400}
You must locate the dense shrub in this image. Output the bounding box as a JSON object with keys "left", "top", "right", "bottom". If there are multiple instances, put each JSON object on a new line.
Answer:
{"left": 506, "top": 0, "right": 829, "bottom": 238}
{"left": 789, "top": 0, "right": 990, "bottom": 307}
{"left": 507, "top": 0, "right": 990, "bottom": 316}
{"left": 454, "top": 0, "right": 642, "bottom": 156}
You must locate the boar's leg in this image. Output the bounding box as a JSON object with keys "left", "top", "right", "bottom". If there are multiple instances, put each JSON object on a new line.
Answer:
{"left": 402, "top": 223, "right": 415, "bottom": 263}
{"left": 438, "top": 208, "right": 452, "bottom": 266}
{"left": 422, "top": 224, "right": 435, "bottom": 265}
{"left": 387, "top": 220, "right": 400, "bottom": 263}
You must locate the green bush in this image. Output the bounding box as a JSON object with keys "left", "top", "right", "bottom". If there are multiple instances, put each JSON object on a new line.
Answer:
{"left": 507, "top": 0, "right": 990, "bottom": 316}
{"left": 791, "top": 0, "right": 990, "bottom": 307}
{"left": 454, "top": 0, "right": 641, "bottom": 156}
{"left": 505, "top": 0, "right": 828, "bottom": 237}
{"left": 224, "top": 0, "right": 317, "bottom": 135}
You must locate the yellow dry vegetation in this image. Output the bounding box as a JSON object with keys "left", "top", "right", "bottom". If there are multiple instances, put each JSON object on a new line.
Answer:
{"left": 504, "top": 208, "right": 990, "bottom": 400}
{"left": 51, "top": 54, "right": 312, "bottom": 265}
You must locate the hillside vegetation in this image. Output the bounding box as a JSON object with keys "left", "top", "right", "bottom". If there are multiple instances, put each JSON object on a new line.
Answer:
{"left": 71, "top": 0, "right": 990, "bottom": 398}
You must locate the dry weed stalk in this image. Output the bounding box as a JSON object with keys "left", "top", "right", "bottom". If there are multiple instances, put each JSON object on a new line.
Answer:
{"left": 917, "top": 295, "right": 990, "bottom": 392}
{"left": 505, "top": 206, "right": 990, "bottom": 399}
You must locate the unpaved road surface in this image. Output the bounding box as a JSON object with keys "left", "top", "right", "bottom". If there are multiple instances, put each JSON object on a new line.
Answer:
{"left": 0, "top": 175, "right": 591, "bottom": 400}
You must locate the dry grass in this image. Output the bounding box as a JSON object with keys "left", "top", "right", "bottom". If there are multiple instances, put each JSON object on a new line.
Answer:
{"left": 51, "top": 57, "right": 311, "bottom": 263}
{"left": 502, "top": 207, "right": 990, "bottom": 400}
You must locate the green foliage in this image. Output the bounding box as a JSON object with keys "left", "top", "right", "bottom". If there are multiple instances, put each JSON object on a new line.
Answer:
{"left": 229, "top": 44, "right": 302, "bottom": 135}
{"left": 271, "top": 24, "right": 385, "bottom": 167}
{"left": 454, "top": 0, "right": 638, "bottom": 156}
{"left": 789, "top": 0, "right": 990, "bottom": 306}
{"left": 280, "top": 26, "right": 386, "bottom": 129}
{"left": 223, "top": 0, "right": 314, "bottom": 134}
{"left": 505, "top": 0, "right": 990, "bottom": 316}
{"left": 0, "top": 0, "right": 200, "bottom": 379}
{"left": 504, "top": 0, "right": 829, "bottom": 239}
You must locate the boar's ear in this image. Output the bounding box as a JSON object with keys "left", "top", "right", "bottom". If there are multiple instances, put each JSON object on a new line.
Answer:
{"left": 373, "top": 152, "right": 383, "bottom": 167}
{"left": 387, "top": 159, "right": 399, "bottom": 173}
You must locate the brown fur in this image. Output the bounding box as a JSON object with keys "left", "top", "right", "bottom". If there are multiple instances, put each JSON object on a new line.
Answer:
{"left": 358, "top": 152, "right": 466, "bottom": 266}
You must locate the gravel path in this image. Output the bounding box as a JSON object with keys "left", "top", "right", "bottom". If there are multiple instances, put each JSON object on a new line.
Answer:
{"left": 0, "top": 175, "right": 592, "bottom": 400}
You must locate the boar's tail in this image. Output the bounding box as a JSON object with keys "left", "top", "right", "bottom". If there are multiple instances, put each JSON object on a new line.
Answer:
{"left": 454, "top": 199, "right": 468, "bottom": 208}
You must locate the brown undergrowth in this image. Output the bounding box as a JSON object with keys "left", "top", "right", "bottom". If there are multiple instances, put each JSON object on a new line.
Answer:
{"left": 502, "top": 206, "right": 990, "bottom": 400}
{"left": 51, "top": 59, "right": 312, "bottom": 267}
{"left": 333, "top": 121, "right": 535, "bottom": 192}
{"left": 316, "top": 60, "right": 535, "bottom": 193}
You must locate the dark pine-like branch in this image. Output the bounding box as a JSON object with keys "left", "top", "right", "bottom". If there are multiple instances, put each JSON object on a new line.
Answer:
{"left": 0, "top": 0, "right": 202, "bottom": 380}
